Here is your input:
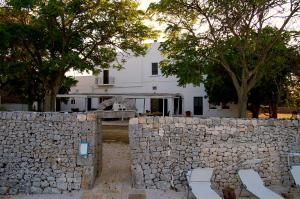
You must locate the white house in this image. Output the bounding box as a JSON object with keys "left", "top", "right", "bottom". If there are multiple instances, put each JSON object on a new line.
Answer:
{"left": 58, "top": 42, "right": 238, "bottom": 117}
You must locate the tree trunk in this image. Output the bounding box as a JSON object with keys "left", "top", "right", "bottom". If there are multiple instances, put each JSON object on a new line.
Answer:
{"left": 237, "top": 87, "right": 248, "bottom": 118}
{"left": 43, "top": 89, "right": 57, "bottom": 112}
{"left": 249, "top": 103, "right": 260, "bottom": 118}
{"left": 42, "top": 71, "right": 65, "bottom": 112}
{"left": 269, "top": 98, "right": 278, "bottom": 118}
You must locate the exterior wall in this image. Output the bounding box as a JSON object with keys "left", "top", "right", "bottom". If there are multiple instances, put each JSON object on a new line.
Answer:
{"left": 60, "top": 98, "right": 87, "bottom": 112}
{"left": 63, "top": 42, "right": 238, "bottom": 117}
{"left": 129, "top": 117, "right": 300, "bottom": 191}
{"left": 0, "top": 111, "right": 102, "bottom": 195}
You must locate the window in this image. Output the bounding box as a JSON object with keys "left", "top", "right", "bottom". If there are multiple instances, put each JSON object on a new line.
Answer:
{"left": 71, "top": 98, "right": 76, "bottom": 104}
{"left": 103, "top": 70, "right": 109, "bottom": 84}
{"left": 194, "top": 97, "right": 203, "bottom": 115}
{"left": 151, "top": 98, "right": 168, "bottom": 115}
{"left": 152, "top": 63, "right": 158, "bottom": 75}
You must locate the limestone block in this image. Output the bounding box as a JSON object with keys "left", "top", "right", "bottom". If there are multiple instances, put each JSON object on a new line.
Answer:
{"left": 77, "top": 114, "right": 87, "bottom": 121}
{"left": 86, "top": 113, "right": 97, "bottom": 121}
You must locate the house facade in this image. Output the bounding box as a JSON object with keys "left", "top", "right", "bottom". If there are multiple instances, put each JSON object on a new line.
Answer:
{"left": 58, "top": 42, "right": 238, "bottom": 117}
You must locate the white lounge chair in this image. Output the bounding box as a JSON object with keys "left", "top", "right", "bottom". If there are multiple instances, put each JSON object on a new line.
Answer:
{"left": 291, "top": 165, "right": 300, "bottom": 186}
{"left": 238, "top": 169, "right": 284, "bottom": 199}
{"left": 186, "top": 168, "right": 222, "bottom": 199}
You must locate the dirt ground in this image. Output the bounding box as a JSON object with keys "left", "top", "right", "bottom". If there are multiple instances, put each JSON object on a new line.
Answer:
{"left": 102, "top": 122, "right": 129, "bottom": 144}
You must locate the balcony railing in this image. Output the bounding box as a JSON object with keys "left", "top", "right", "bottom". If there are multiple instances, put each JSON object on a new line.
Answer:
{"left": 95, "top": 76, "right": 115, "bottom": 86}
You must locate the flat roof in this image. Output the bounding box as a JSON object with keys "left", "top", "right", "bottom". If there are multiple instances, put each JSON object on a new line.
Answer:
{"left": 57, "top": 93, "right": 182, "bottom": 99}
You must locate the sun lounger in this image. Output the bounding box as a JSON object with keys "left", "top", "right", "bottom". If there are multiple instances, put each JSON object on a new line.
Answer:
{"left": 186, "top": 168, "right": 222, "bottom": 199}
{"left": 291, "top": 165, "right": 300, "bottom": 186}
{"left": 238, "top": 169, "right": 284, "bottom": 199}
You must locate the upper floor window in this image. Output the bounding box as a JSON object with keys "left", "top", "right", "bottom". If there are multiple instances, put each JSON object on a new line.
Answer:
{"left": 103, "top": 70, "right": 109, "bottom": 84}
{"left": 152, "top": 63, "right": 158, "bottom": 75}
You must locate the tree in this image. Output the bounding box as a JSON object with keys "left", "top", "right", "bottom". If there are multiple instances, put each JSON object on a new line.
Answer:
{"left": 0, "top": 59, "right": 77, "bottom": 111}
{"left": 206, "top": 29, "right": 300, "bottom": 118}
{"left": 158, "top": 27, "right": 300, "bottom": 118}
{"left": 0, "top": 0, "right": 157, "bottom": 111}
{"left": 151, "top": 0, "right": 300, "bottom": 117}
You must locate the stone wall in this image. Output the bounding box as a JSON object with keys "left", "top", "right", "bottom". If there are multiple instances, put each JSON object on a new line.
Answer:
{"left": 129, "top": 117, "right": 300, "bottom": 191}
{"left": 0, "top": 111, "right": 102, "bottom": 195}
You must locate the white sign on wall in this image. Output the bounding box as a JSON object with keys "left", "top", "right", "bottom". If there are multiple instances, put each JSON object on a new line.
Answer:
{"left": 80, "top": 141, "right": 88, "bottom": 157}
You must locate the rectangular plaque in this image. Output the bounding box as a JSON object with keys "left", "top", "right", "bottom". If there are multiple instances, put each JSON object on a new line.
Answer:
{"left": 80, "top": 141, "right": 88, "bottom": 157}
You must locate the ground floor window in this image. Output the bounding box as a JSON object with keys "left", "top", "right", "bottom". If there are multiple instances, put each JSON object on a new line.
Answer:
{"left": 194, "top": 97, "right": 203, "bottom": 115}
{"left": 71, "top": 98, "right": 76, "bottom": 104}
{"left": 150, "top": 98, "right": 168, "bottom": 115}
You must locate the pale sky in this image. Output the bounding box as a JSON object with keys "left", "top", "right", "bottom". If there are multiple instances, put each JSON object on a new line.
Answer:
{"left": 138, "top": 0, "right": 160, "bottom": 10}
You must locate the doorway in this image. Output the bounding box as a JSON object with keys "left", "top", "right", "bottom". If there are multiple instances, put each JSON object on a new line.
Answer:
{"left": 87, "top": 98, "right": 92, "bottom": 111}
{"left": 150, "top": 98, "right": 168, "bottom": 115}
{"left": 174, "top": 97, "right": 183, "bottom": 115}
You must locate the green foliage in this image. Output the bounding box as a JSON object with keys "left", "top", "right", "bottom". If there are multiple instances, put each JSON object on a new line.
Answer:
{"left": 159, "top": 25, "right": 300, "bottom": 111}
{"left": 160, "top": 34, "right": 206, "bottom": 86}
{"left": 152, "top": 0, "right": 300, "bottom": 117}
{"left": 0, "top": 0, "right": 157, "bottom": 111}
{"left": 58, "top": 77, "right": 78, "bottom": 94}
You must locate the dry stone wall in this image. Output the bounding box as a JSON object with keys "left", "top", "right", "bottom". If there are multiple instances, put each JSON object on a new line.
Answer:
{"left": 0, "top": 111, "right": 102, "bottom": 195}
{"left": 129, "top": 117, "right": 300, "bottom": 191}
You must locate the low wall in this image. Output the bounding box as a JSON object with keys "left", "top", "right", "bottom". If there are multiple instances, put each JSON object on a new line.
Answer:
{"left": 129, "top": 117, "right": 300, "bottom": 191}
{"left": 0, "top": 111, "right": 102, "bottom": 195}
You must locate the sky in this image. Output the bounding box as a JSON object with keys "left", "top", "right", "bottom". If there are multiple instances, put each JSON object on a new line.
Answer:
{"left": 138, "top": 0, "right": 165, "bottom": 40}
{"left": 138, "top": 0, "right": 160, "bottom": 10}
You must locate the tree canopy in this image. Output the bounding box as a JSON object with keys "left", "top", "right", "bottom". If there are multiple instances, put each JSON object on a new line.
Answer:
{"left": 159, "top": 27, "right": 300, "bottom": 118}
{"left": 151, "top": 0, "right": 300, "bottom": 117}
{"left": 0, "top": 0, "right": 157, "bottom": 111}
